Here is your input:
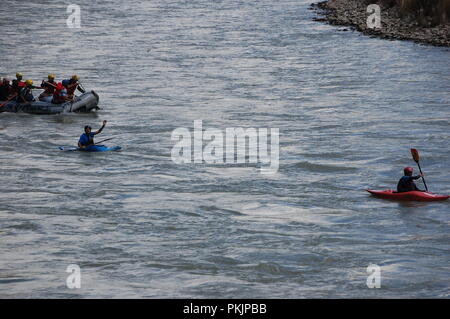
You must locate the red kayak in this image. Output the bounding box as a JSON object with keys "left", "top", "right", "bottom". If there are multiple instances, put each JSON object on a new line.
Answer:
{"left": 366, "top": 189, "right": 450, "bottom": 202}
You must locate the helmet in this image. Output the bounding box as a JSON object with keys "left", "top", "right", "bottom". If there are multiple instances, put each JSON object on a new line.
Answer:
{"left": 16, "top": 72, "right": 23, "bottom": 79}
{"left": 84, "top": 125, "right": 92, "bottom": 132}
{"left": 71, "top": 75, "right": 80, "bottom": 81}
{"left": 25, "top": 79, "right": 33, "bottom": 86}
{"left": 3, "top": 77, "right": 10, "bottom": 82}
{"left": 48, "top": 74, "right": 55, "bottom": 80}
{"left": 404, "top": 166, "right": 414, "bottom": 175}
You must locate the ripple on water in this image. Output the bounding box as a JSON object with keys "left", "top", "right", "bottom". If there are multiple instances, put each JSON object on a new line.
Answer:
{"left": 0, "top": 0, "right": 449, "bottom": 298}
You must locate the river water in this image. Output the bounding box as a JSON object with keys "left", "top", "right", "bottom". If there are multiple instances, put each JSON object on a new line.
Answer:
{"left": 0, "top": 0, "right": 449, "bottom": 298}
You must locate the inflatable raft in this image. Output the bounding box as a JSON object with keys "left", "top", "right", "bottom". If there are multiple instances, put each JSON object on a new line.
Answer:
{"left": 0, "top": 91, "right": 99, "bottom": 114}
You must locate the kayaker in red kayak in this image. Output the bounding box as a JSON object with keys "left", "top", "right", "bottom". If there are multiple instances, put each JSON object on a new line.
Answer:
{"left": 367, "top": 149, "right": 449, "bottom": 201}
{"left": 397, "top": 167, "right": 424, "bottom": 193}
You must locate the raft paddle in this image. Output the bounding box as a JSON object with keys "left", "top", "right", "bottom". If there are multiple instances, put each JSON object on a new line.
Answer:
{"left": 411, "top": 148, "right": 428, "bottom": 192}
{"left": 41, "top": 81, "right": 57, "bottom": 88}
{"left": 0, "top": 94, "right": 17, "bottom": 109}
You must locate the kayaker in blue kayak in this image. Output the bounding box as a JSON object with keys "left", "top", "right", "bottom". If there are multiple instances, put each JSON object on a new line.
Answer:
{"left": 78, "top": 120, "right": 107, "bottom": 149}
{"left": 397, "top": 167, "right": 424, "bottom": 193}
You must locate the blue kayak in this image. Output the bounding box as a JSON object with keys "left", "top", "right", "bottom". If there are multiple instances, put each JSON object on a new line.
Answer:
{"left": 59, "top": 145, "right": 122, "bottom": 152}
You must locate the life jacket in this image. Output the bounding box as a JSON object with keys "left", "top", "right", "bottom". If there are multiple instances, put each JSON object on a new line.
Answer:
{"left": 11, "top": 80, "right": 25, "bottom": 93}
{"left": 0, "top": 82, "right": 12, "bottom": 100}
{"left": 0, "top": 82, "right": 11, "bottom": 89}
{"left": 17, "top": 87, "right": 34, "bottom": 103}
{"left": 52, "top": 83, "right": 67, "bottom": 104}
{"left": 54, "top": 82, "right": 64, "bottom": 95}
{"left": 64, "top": 80, "right": 78, "bottom": 96}
{"left": 41, "top": 80, "right": 56, "bottom": 94}
{"left": 397, "top": 175, "right": 420, "bottom": 193}
{"left": 79, "top": 133, "right": 94, "bottom": 146}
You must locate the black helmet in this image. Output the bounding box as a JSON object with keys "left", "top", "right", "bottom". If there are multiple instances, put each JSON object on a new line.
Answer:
{"left": 84, "top": 125, "right": 92, "bottom": 132}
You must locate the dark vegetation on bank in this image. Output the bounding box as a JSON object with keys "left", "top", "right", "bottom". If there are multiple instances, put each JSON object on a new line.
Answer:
{"left": 390, "top": 0, "right": 450, "bottom": 26}
{"left": 311, "top": 0, "right": 450, "bottom": 46}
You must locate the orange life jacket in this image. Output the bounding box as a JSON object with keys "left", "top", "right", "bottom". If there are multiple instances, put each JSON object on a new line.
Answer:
{"left": 52, "top": 83, "right": 67, "bottom": 104}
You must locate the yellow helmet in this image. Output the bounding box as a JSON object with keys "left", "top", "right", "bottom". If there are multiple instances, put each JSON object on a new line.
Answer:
{"left": 71, "top": 74, "right": 80, "bottom": 81}
{"left": 25, "top": 79, "right": 33, "bottom": 86}
{"left": 48, "top": 74, "right": 55, "bottom": 80}
{"left": 16, "top": 72, "right": 23, "bottom": 79}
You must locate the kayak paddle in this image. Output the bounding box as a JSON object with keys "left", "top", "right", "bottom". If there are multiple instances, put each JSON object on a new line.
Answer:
{"left": 78, "top": 137, "right": 114, "bottom": 149}
{"left": 94, "top": 137, "right": 114, "bottom": 145}
{"left": 411, "top": 148, "right": 428, "bottom": 192}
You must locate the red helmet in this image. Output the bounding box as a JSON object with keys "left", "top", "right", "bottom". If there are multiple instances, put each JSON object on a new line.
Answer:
{"left": 404, "top": 166, "right": 414, "bottom": 175}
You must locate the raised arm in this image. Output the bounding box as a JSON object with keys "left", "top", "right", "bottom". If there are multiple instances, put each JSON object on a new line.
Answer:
{"left": 94, "top": 120, "right": 107, "bottom": 135}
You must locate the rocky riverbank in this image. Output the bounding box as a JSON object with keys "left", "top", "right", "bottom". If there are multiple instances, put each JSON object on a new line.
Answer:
{"left": 311, "top": 0, "right": 450, "bottom": 47}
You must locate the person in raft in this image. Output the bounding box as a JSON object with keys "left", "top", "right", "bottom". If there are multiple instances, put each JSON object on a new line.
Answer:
{"left": 62, "top": 75, "right": 85, "bottom": 99}
{"left": 39, "top": 74, "right": 57, "bottom": 101}
{"left": 11, "top": 72, "right": 25, "bottom": 95}
{"left": 51, "top": 82, "right": 71, "bottom": 104}
{"left": 16, "top": 79, "right": 37, "bottom": 103}
{"left": 78, "top": 120, "right": 107, "bottom": 149}
{"left": 397, "top": 167, "right": 424, "bottom": 193}
{"left": 0, "top": 78, "right": 12, "bottom": 100}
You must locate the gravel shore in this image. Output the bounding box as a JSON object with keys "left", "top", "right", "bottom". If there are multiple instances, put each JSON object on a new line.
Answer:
{"left": 311, "top": 0, "right": 450, "bottom": 47}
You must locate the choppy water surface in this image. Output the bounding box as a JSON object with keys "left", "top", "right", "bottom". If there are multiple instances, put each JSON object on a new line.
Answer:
{"left": 0, "top": 0, "right": 449, "bottom": 298}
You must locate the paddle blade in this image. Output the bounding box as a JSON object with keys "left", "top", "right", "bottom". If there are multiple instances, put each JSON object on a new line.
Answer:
{"left": 411, "top": 148, "right": 420, "bottom": 163}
